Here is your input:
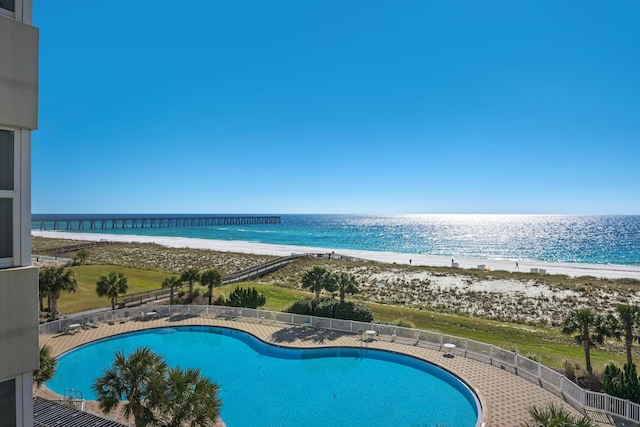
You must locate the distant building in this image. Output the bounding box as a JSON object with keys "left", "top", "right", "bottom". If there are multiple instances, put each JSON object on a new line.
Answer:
{"left": 0, "top": 1, "right": 39, "bottom": 426}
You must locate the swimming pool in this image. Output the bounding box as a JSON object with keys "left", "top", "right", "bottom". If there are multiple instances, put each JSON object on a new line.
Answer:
{"left": 47, "top": 326, "right": 481, "bottom": 427}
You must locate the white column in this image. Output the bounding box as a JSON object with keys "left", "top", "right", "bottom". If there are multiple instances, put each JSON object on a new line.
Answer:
{"left": 15, "top": 372, "right": 34, "bottom": 427}
{"left": 22, "top": 372, "right": 34, "bottom": 427}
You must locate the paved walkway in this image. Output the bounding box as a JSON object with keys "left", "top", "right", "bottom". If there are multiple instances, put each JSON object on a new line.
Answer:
{"left": 38, "top": 315, "right": 592, "bottom": 426}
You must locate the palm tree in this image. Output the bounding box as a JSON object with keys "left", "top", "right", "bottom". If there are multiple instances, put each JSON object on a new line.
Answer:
{"left": 615, "top": 304, "right": 639, "bottom": 367}
{"left": 162, "top": 275, "right": 181, "bottom": 305}
{"left": 522, "top": 403, "right": 597, "bottom": 427}
{"left": 301, "top": 266, "right": 336, "bottom": 303}
{"left": 180, "top": 267, "right": 201, "bottom": 302}
{"left": 38, "top": 266, "right": 79, "bottom": 321}
{"left": 200, "top": 268, "right": 223, "bottom": 305}
{"left": 73, "top": 249, "right": 90, "bottom": 265}
{"left": 94, "top": 347, "right": 222, "bottom": 427}
{"left": 38, "top": 273, "right": 50, "bottom": 313}
{"left": 562, "top": 307, "right": 612, "bottom": 374}
{"left": 93, "top": 346, "right": 167, "bottom": 427}
{"left": 335, "top": 272, "right": 358, "bottom": 304}
{"left": 96, "top": 272, "right": 129, "bottom": 310}
{"left": 33, "top": 345, "right": 57, "bottom": 388}
{"left": 153, "top": 367, "right": 222, "bottom": 427}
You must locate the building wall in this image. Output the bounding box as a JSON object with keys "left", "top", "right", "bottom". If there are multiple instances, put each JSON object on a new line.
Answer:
{"left": 0, "top": 268, "right": 39, "bottom": 380}
{"left": 0, "top": 268, "right": 38, "bottom": 427}
{"left": 0, "top": 15, "right": 39, "bottom": 130}
{"left": 0, "top": 1, "right": 38, "bottom": 426}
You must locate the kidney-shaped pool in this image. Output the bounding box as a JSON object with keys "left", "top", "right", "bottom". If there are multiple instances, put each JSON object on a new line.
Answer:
{"left": 47, "top": 326, "right": 481, "bottom": 427}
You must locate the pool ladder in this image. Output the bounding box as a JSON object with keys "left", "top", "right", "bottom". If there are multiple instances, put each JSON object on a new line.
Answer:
{"left": 63, "top": 388, "right": 85, "bottom": 411}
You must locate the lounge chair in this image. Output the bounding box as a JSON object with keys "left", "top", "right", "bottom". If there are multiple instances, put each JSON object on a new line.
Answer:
{"left": 64, "top": 322, "right": 82, "bottom": 335}
{"left": 119, "top": 311, "right": 129, "bottom": 324}
{"left": 83, "top": 317, "right": 97, "bottom": 329}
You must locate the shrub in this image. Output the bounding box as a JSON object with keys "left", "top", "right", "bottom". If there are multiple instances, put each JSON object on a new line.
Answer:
{"left": 286, "top": 299, "right": 314, "bottom": 315}
{"left": 191, "top": 285, "right": 205, "bottom": 298}
{"left": 603, "top": 363, "right": 640, "bottom": 403}
{"left": 603, "top": 363, "right": 623, "bottom": 397}
{"left": 334, "top": 301, "right": 374, "bottom": 322}
{"left": 285, "top": 299, "right": 373, "bottom": 322}
{"left": 564, "top": 361, "right": 576, "bottom": 381}
{"left": 522, "top": 403, "right": 597, "bottom": 427}
{"left": 225, "top": 287, "right": 266, "bottom": 309}
{"left": 312, "top": 299, "right": 335, "bottom": 318}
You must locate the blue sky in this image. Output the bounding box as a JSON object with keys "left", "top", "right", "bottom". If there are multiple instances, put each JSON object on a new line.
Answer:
{"left": 32, "top": 1, "right": 639, "bottom": 214}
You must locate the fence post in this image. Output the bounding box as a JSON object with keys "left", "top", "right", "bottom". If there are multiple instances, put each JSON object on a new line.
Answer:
{"left": 625, "top": 400, "right": 629, "bottom": 419}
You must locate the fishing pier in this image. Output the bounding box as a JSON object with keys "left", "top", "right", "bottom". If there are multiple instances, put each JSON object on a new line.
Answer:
{"left": 35, "top": 215, "right": 281, "bottom": 231}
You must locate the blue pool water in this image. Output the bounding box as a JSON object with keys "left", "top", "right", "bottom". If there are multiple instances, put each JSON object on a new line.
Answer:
{"left": 47, "top": 326, "right": 480, "bottom": 427}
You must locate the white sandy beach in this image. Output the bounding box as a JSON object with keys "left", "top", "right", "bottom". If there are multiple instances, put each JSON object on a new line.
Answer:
{"left": 32, "top": 230, "right": 640, "bottom": 280}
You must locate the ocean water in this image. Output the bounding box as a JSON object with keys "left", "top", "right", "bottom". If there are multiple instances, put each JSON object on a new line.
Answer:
{"left": 32, "top": 214, "right": 640, "bottom": 266}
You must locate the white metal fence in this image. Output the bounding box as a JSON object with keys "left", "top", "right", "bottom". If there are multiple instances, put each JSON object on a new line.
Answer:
{"left": 39, "top": 305, "right": 640, "bottom": 424}
{"left": 31, "top": 254, "right": 73, "bottom": 266}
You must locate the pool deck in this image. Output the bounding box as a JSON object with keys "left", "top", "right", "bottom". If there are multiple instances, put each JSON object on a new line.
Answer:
{"left": 37, "top": 315, "right": 605, "bottom": 427}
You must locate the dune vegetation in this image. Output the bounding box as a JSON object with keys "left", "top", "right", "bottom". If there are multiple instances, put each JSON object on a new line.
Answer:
{"left": 33, "top": 236, "right": 636, "bottom": 372}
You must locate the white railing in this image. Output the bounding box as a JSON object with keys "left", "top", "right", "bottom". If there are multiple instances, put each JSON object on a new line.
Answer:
{"left": 39, "top": 305, "right": 640, "bottom": 423}
{"left": 31, "top": 254, "right": 73, "bottom": 266}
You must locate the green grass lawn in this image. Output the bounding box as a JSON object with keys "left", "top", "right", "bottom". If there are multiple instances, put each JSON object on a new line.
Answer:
{"left": 216, "top": 283, "right": 312, "bottom": 312}
{"left": 53, "top": 264, "right": 626, "bottom": 372}
{"left": 368, "top": 302, "right": 625, "bottom": 370}
{"left": 56, "top": 265, "right": 169, "bottom": 315}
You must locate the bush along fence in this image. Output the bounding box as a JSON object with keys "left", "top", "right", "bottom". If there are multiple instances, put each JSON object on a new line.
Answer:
{"left": 39, "top": 305, "right": 640, "bottom": 424}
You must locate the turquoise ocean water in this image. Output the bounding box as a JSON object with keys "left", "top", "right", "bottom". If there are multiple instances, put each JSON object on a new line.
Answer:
{"left": 32, "top": 214, "right": 640, "bottom": 266}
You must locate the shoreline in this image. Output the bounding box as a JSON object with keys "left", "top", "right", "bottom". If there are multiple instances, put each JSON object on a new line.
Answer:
{"left": 32, "top": 230, "right": 640, "bottom": 280}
